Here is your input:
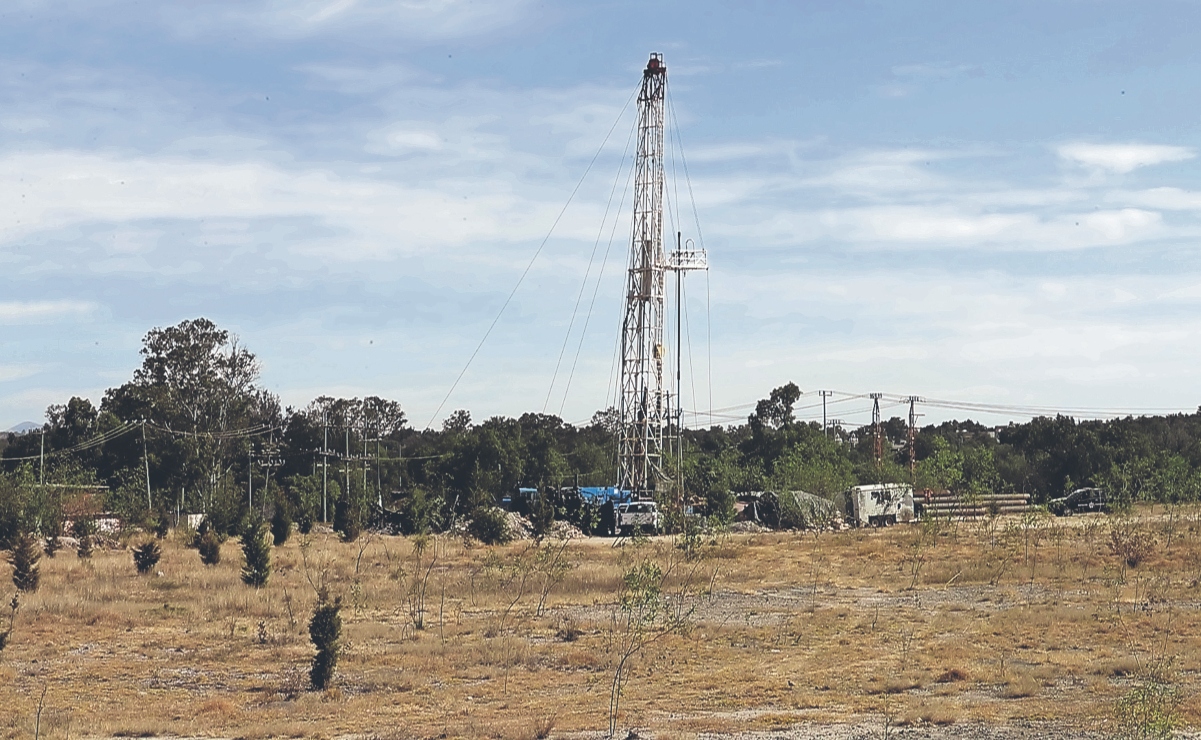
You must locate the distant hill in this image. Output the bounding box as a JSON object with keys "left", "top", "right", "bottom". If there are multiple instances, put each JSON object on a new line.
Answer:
{"left": 5, "top": 421, "right": 40, "bottom": 434}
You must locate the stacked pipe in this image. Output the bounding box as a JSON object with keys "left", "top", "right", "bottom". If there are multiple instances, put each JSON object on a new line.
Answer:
{"left": 918, "top": 490, "right": 1031, "bottom": 518}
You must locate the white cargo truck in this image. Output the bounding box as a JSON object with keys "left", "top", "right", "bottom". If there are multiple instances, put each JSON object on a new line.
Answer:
{"left": 847, "top": 484, "right": 914, "bottom": 527}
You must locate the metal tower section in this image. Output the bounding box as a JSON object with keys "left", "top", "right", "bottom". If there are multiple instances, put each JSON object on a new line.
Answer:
{"left": 870, "top": 393, "right": 883, "bottom": 466}
{"left": 906, "top": 396, "right": 923, "bottom": 477}
{"left": 619, "top": 53, "right": 668, "bottom": 496}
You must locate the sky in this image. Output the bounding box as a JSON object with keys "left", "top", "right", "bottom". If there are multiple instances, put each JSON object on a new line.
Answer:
{"left": 5, "top": 0, "right": 1201, "bottom": 431}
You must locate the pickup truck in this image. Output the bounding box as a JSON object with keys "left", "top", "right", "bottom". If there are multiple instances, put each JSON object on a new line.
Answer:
{"left": 615, "top": 500, "right": 661, "bottom": 536}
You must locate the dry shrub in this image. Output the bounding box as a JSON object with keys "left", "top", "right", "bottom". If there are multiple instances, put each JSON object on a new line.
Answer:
{"left": 936, "top": 668, "right": 969, "bottom": 683}
{"left": 528, "top": 714, "right": 557, "bottom": 740}
{"left": 1000, "top": 673, "right": 1040, "bottom": 699}
{"left": 199, "top": 697, "right": 239, "bottom": 718}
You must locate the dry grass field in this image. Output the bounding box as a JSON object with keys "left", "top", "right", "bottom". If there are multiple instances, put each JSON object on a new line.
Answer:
{"left": 4, "top": 504, "right": 1201, "bottom": 739}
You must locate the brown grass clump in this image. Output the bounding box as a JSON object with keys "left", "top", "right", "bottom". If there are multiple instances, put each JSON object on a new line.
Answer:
{"left": 936, "top": 668, "right": 969, "bottom": 683}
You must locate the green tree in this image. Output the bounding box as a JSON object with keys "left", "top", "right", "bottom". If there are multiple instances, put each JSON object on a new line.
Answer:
{"left": 240, "top": 516, "right": 272, "bottom": 588}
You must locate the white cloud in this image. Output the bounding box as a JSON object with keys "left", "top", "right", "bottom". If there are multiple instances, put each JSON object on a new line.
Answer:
{"left": 0, "top": 301, "right": 96, "bottom": 324}
{"left": 1058, "top": 143, "right": 1194, "bottom": 173}
{"left": 0, "top": 364, "right": 40, "bottom": 383}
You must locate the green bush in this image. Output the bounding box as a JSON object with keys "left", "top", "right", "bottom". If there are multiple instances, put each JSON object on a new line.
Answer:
{"left": 198, "top": 530, "right": 221, "bottom": 566}
{"left": 270, "top": 501, "right": 292, "bottom": 546}
{"left": 468, "top": 506, "right": 512, "bottom": 545}
{"left": 9, "top": 533, "right": 40, "bottom": 592}
{"left": 309, "top": 596, "right": 343, "bottom": 690}
{"left": 74, "top": 517, "right": 96, "bottom": 559}
{"left": 133, "top": 540, "right": 161, "bottom": 575}
{"left": 240, "top": 517, "right": 271, "bottom": 588}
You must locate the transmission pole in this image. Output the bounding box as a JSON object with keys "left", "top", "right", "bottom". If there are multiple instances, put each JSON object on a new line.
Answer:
{"left": 142, "top": 419, "right": 152, "bottom": 510}
{"left": 819, "top": 391, "right": 833, "bottom": 437}
{"left": 618, "top": 53, "right": 668, "bottom": 499}
{"left": 870, "top": 393, "right": 883, "bottom": 468}
{"left": 322, "top": 409, "right": 329, "bottom": 523}
{"left": 667, "top": 233, "right": 707, "bottom": 511}
{"left": 906, "top": 396, "right": 924, "bottom": 479}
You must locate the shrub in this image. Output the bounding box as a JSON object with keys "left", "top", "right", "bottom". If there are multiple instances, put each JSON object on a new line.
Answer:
{"left": 198, "top": 530, "right": 221, "bottom": 566}
{"left": 9, "top": 533, "right": 40, "bottom": 592}
{"left": 75, "top": 517, "right": 96, "bottom": 559}
{"left": 0, "top": 594, "right": 18, "bottom": 653}
{"left": 240, "top": 517, "right": 271, "bottom": 588}
{"left": 1115, "top": 679, "right": 1180, "bottom": 740}
{"left": 152, "top": 511, "right": 170, "bottom": 539}
{"left": 309, "top": 596, "right": 343, "bottom": 690}
{"left": 133, "top": 540, "right": 161, "bottom": 575}
{"left": 333, "top": 495, "right": 362, "bottom": 543}
{"left": 270, "top": 501, "right": 292, "bottom": 546}
{"left": 1110, "top": 518, "right": 1153, "bottom": 569}
{"left": 529, "top": 494, "right": 554, "bottom": 539}
{"left": 468, "top": 506, "right": 512, "bottom": 545}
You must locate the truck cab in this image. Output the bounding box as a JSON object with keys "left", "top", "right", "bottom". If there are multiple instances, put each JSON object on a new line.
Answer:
{"left": 615, "top": 500, "right": 661, "bottom": 536}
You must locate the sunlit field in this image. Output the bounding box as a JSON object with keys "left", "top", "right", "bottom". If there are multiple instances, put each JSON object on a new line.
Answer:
{"left": 3, "top": 504, "right": 1200, "bottom": 739}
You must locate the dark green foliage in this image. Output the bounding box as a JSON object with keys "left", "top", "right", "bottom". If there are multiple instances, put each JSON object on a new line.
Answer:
{"left": 152, "top": 511, "right": 170, "bottom": 539}
{"left": 74, "top": 516, "right": 96, "bottom": 559}
{"left": 398, "top": 486, "right": 441, "bottom": 535}
{"left": 133, "top": 540, "right": 161, "bottom": 574}
{"left": 198, "top": 530, "right": 221, "bottom": 566}
{"left": 43, "top": 533, "right": 60, "bottom": 558}
{"left": 270, "top": 500, "right": 292, "bottom": 546}
{"left": 240, "top": 517, "right": 271, "bottom": 588}
{"left": 296, "top": 509, "right": 314, "bottom": 535}
{"left": 529, "top": 493, "right": 554, "bottom": 539}
{"left": 309, "top": 596, "right": 342, "bottom": 690}
{"left": 468, "top": 506, "right": 511, "bottom": 545}
{"left": 333, "top": 488, "right": 362, "bottom": 543}
{"left": 9, "top": 534, "right": 40, "bottom": 592}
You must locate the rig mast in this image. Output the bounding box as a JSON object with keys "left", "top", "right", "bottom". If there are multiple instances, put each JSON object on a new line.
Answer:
{"left": 619, "top": 53, "right": 668, "bottom": 496}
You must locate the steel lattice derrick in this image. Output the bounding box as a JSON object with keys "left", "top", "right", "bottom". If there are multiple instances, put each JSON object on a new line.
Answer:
{"left": 619, "top": 53, "right": 667, "bottom": 496}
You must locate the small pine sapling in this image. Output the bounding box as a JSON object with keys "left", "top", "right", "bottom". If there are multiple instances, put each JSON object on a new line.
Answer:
{"left": 9, "top": 533, "right": 41, "bottom": 592}
{"left": 271, "top": 500, "right": 292, "bottom": 546}
{"left": 309, "top": 595, "right": 343, "bottom": 690}
{"left": 75, "top": 517, "right": 96, "bottom": 559}
{"left": 43, "top": 518, "right": 63, "bottom": 558}
{"left": 240, "top": 517, "right": 272, "bottom": 588}
{"left": 198, "top": 530, "right": 221, "bottom": 566}
{"left": 133, "top": 540, "right": 162, "bottom": 575}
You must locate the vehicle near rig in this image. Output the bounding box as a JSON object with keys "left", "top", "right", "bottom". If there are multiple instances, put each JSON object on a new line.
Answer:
{"left": 847, "top": 483, "right": 915, "bottom": 526}
{"left": 1048, "top": 487, "right": 1109, "bottom": 516}
{"left": 615, "top": 500, "right": 661, "bottom": 536}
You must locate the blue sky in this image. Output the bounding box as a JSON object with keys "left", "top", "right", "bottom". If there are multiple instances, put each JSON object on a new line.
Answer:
{"left": 4, "top": 0, "right": 1201, "bottom": 431}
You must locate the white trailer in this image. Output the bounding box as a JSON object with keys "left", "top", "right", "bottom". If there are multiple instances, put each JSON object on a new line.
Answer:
{"left": 848, "top": 484, "right": 914, "bottom": 527}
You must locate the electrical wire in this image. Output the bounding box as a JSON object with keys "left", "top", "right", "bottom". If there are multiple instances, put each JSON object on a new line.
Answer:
{"left": 425, "top": 83, "right": 640, "bottom": 430}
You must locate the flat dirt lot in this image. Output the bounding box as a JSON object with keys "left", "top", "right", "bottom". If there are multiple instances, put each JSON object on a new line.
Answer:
{"left": 3, "top": 505, "right": 1201, "bottom": 739}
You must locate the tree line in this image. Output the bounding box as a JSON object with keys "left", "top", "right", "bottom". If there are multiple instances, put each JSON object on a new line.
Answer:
{"left": 3, "top": 318, "right": 1201, "bottom": 545}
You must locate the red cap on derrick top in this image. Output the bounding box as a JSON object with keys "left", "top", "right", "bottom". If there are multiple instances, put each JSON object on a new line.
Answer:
{"left": 646, "top": 53, "right": 664, "bottom": 73}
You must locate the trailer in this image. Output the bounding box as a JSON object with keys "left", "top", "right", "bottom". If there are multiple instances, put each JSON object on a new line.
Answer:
{"left": 847, "top": 484, "right": 914, "bottom": 527}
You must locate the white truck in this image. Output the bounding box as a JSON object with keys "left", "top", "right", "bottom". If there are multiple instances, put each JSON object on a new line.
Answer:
{"left": 847, "top": 484, "right": 914, "bottom": 527}
{"left": 615, "top": 500, "right": 661, "bottom": 536}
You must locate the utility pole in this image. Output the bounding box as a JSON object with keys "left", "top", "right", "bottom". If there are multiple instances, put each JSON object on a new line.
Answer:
{"left": 247, "top": 445, "right": 253, "bottom": 509}
{"left": 322, "top": 409, "right": 329, "bottom": 523}
{"left": 870, "top": 393, "right": 883, "bottom": 470}
{"left": 819, "top": 391, "right": 833, "bottom": 437}
{"left": 39, "top": 428, "right": 45, "bottom": 486}
{"left": 618, "top": 53, "right": 668, "bottom": 499}
{"left": 829, "top": 419, "right": 844, "bottom": 444}
{"left": 907, "top": 396, "right": 924, "bottom": 479}
{"left": 142, "top": 420, "right": 152, "bottom": 510}
{"left": 667, "top": 232, "right": 707, "bottom": 511}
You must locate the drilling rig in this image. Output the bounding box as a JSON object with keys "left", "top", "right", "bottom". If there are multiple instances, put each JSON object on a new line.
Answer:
{"left": 617, "top": 54, "right": 669, "bottom": 499}
{"left": 617, "top": 53, "right": 706, "bottom": 502}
